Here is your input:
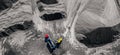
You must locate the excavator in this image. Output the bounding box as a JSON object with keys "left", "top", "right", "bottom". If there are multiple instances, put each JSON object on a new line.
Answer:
{"left": 30, "top": 0, "right": 87, "bottom": 53}
{"left": 44, "top": 34, "right": 62, "bottom": 53}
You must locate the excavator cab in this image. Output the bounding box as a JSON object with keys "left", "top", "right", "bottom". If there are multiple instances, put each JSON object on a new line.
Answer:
{"left": 55, "top": 37, "right": 63, "bottom": 48}
{"left": 57, "top": 37, "right": 63, "bottom": 44}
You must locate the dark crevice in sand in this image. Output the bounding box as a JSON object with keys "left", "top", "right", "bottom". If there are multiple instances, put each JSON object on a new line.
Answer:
{"left": 40, "top": 12, "right": 65, "bottom": 21}
{"left": 79, "top": 27, "right": 119, "bottom": 47}
{"left": 40, "top": 0, "right": 58, "bottom": 5}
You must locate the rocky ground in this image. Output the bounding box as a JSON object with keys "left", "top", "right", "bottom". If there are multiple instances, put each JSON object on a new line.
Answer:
{"left": 0, "top": 0, "right": 120, "bottom": 55}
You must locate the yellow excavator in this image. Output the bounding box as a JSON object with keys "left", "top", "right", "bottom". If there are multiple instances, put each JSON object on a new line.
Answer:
{"left": 57, "top": 37, "right": 63, "bottom": 44}
{"left": 55, "top": 37, "right": 63, "bottom": 48}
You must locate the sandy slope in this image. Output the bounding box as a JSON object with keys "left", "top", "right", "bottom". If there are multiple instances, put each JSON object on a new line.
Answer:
{"left": 0, "top": 0, "right": 120, "bottom": 55}
{"left": 76, "top": 0, "right": 120, "bottom": 33}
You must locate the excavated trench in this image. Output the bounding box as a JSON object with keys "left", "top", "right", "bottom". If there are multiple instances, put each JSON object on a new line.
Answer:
{"left": 0, "top": 21, "right": 34, "bottom": 38}
{"left": 0, "top": 0, "right": 18, "bottom": 11}
{"left": 40, "top": 12, "right": 65, "bottom": 21}
{"left": 79, "top": 27, "right": 119, "bottom": 47}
